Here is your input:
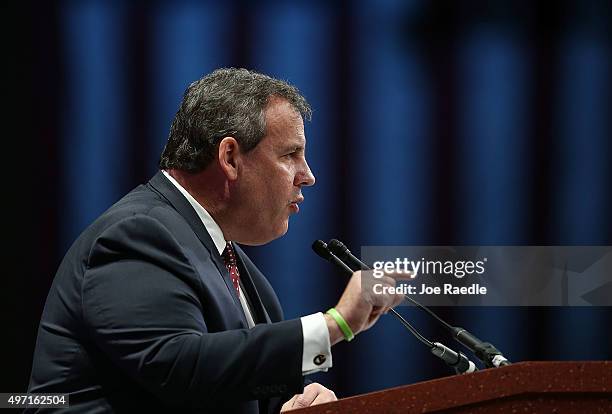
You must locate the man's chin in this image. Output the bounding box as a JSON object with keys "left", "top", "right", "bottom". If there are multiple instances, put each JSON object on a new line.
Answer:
{"left": 268, "top": 221, "right": 290, "bottom": 243}
{"left": 239, "top": 221, "right": 289, "bottom": 246}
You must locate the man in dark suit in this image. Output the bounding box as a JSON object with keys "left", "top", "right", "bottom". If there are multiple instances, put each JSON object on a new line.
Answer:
{"left": 27, "top": 68, "right": 404, "bottom": 413}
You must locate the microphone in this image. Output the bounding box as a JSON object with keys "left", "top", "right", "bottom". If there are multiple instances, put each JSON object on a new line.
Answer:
{"left": 451, "top": 328, "right": 510, "bottom": 368}
{"left": 312, "top": 240, "right": 477, "bottom": 374}
{"left": 312, "top": 240, "right": 353, "bottom": 274}
{"left": 326, "top": 239, "right": 511, "bottom": 369}
{"left": 431, "top": 342, "right": 477, "bottom": 374}
{"left": 327, "top": 239, "right": 369, "bottom": 271}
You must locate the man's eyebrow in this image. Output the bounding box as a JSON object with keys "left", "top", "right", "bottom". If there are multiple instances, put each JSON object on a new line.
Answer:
{"left": 280, "top": 144, "right": 304, "bottom": 152}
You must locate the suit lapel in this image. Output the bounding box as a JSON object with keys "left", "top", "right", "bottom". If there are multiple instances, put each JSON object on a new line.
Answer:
{"left": 234, "top": 246, "right": 271, "bottom": 324}
{"left": 147, "top": 171, "right": 248, "bottom": 327}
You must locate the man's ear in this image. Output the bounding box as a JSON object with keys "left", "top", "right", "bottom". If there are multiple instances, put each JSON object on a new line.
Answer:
{"left": 218, "top": 137, "right": 240, "bottom": 180}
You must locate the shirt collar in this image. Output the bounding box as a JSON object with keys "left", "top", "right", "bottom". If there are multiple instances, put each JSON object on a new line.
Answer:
{"left": 162, "top": 170, "right": 227, "bottom": 255}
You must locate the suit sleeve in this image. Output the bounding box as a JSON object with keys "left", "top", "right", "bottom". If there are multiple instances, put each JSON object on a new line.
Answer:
{"left": 81, "top": 213, "right": 304, "bottom": 408}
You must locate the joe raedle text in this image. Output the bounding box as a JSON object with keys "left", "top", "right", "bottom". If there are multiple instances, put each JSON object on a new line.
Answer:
{"left": 372, "top": 283, "right": 487, "bottom": 296}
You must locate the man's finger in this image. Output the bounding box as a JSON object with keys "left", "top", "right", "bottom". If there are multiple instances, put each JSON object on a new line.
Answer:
{"left": 378, "top": 275, "right": 397, "bottom": 287}
{"left": 311, "top": 388, "right": 337, "bottom": 405}
{"left": 280, "top": 395, "right": 299, "bottom": 412}
{"left": 292, "top": 383, "right": 320, "bottom": 408}
{"left": 386, "top": 271, "right": 415, "bottom": 281}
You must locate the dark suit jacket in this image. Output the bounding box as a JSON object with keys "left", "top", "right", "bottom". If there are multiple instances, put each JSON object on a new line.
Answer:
{"left": 27, "top": 171, "right": 305, "bottom": 413}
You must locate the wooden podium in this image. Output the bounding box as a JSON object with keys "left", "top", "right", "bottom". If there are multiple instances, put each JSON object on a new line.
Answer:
{"left": 294, "top": 361, "right": 612, "bottom": 413}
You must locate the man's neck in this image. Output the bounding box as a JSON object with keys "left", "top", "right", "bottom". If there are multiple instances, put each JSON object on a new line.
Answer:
{"left": 166, "top": 168, "right": 226, "bottom": 223}
{"left": 165, "top": 168, "right": 251, "bottom": 245}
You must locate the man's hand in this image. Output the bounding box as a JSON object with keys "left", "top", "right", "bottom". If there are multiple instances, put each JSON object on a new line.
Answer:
{"left": 280, "top": 383, "right": 337, "bottom": 412}
{"left": 325, "top": 271, "right": 408, "bottom": 345}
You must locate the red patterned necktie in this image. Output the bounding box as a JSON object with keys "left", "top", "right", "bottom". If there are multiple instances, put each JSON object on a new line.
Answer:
{"left": 222, "top": 242, "right": 240, "bottom": 296}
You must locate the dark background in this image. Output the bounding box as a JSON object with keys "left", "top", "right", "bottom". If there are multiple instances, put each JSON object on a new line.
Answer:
{"left": 6, "top": 0, "right": 612, "bottom": 399}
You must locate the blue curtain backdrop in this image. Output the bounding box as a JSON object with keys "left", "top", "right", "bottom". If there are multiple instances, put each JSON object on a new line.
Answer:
{"left": 11, "top": 0, "right": 612, "bottom": 398}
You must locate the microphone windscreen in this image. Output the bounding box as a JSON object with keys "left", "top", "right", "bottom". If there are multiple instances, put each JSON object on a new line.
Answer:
{"left": 312, "top": 240, "right": 331, "bottom": 260}
{"left": 327, "top": 239, "right": 346, "bottom": 256}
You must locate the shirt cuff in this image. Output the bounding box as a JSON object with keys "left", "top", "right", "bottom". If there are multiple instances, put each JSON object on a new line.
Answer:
{"left": 300, "top": 312, "right": 332, "bottom": 374}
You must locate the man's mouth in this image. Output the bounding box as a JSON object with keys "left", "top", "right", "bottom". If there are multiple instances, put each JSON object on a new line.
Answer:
{"left": 289, "top": 196, "right": 304, "bottom": 212}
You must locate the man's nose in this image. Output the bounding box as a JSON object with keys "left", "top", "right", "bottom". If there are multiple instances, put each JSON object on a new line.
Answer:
{"left": 296, "top": 160, "right": 315, "bottom": 187}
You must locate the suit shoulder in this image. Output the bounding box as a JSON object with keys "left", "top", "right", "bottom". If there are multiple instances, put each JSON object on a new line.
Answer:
{"left": 89, "top": 183, "right": 185, "bottom": 230}
{"left": 66, "top": 184, "right": 182, "bottom": 257}
{"left": 106, "top": 183, "right": 172, "bottom": 217}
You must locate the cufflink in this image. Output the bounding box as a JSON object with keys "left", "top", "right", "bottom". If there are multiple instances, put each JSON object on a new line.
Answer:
{"left": 313, "top": 354, "right": 327, "bottom": 365}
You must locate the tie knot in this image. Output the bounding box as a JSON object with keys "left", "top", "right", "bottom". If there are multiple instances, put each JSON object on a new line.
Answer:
{"left": 222, "top": 242, "right": 237, "bottom": 267}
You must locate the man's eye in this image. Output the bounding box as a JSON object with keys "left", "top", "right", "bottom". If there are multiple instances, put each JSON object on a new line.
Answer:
{"left": 283, "top": 148, "right": 303, "bottom": 158}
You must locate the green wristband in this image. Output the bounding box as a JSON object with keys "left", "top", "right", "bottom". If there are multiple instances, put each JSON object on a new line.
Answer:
{"left": 326, "top": 308, "right": 355, "bottom": 342}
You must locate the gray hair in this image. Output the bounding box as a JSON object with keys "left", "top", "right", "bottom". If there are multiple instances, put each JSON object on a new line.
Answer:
{"left": 159, "top": 68, "right": 311, "bottom": 172}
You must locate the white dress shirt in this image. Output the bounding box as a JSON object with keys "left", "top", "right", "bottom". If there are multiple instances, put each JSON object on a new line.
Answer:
{"left": 162, "top": 170, "right": 332, "bottom": 374}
